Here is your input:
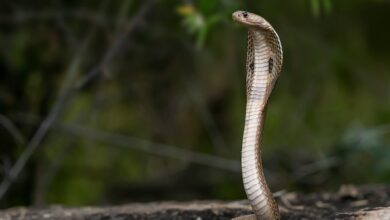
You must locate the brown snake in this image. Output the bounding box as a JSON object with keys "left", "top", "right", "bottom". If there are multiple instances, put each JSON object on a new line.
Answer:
{"left": 232, "top": 11, "right": 283, "bottom": 220}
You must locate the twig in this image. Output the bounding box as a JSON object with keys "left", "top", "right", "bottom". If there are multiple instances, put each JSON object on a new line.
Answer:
{"left": 59, "top": 123, "right": 240, "bottom": 172}
{"left": 293, "top": 156, "right": 340, "bottom": 179}
{"left": 0, "top": 114, "right": 26, "bottom": 146}
{"left": 75, "top": 0, "right": 156, "bottom": 89}
{"left": 0, "top": 9, "right": 111, "bottom": 27}
{"left": 54, "top": 0, "right": 78, "bottom": 50}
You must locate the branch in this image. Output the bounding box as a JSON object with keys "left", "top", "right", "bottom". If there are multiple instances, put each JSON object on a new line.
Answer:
{"left": 12, "top": 113, "right": 240, "bottom": 172}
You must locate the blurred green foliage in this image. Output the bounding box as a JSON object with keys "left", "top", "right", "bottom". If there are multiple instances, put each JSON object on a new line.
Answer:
{"left": 0, "top": 0, "right": 389, "bottom": 208}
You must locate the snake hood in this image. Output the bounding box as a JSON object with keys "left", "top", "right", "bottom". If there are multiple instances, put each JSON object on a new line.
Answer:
{"left": 233, "top": 10, "right": 283, "bottom": 100}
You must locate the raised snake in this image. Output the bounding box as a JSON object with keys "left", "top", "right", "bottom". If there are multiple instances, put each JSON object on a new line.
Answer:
{"left": 232, "top": 11, "right": 283, "bottom": 220}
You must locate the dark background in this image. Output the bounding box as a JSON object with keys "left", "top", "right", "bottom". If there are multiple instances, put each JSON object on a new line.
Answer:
{"left": 0, "top": 0, "right": 389, "bottom": 208}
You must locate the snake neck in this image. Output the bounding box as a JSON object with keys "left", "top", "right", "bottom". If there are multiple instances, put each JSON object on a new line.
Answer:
{"left": 241, "top": 31, "right": 280, "bottom": 220}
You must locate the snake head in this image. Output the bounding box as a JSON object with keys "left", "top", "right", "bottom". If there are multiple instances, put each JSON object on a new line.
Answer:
{"left": 232, "top": 11, "right": 271, "bottom": 30}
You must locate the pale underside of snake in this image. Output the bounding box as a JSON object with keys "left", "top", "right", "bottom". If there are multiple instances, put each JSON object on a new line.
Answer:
{"left": 232, "top": 11, "right": 283, "bottom": 220}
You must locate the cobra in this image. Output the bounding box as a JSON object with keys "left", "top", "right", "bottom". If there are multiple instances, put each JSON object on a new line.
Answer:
{"left": 232, "top": 11, "right": 283, "bottom": 220}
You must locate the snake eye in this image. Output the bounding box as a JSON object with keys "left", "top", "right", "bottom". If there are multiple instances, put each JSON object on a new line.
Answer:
{"left": 242, "top": 12, "right": 248, "bottom": 18}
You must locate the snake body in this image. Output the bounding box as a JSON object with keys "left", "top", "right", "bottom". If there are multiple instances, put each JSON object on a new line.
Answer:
{"left": 232, "top": 11, "right": 283, "bottom": 220}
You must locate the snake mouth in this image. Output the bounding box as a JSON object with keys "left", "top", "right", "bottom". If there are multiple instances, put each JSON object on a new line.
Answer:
{"left": 232, "top": 11, "right": 249, "bottom": 23}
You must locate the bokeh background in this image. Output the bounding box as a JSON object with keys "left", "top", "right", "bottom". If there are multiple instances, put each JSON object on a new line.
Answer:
{"left": 0, "top": 0, "right": 389, "bottom": 208}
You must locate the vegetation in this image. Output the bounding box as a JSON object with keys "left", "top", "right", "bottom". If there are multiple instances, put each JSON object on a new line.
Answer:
{"left": 0, "top": 0, "right": 389, "bottom": 208}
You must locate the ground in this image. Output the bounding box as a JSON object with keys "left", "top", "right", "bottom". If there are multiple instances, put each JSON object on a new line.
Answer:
{"left": 1, "top": 185, "right": 389, "bottom": 220}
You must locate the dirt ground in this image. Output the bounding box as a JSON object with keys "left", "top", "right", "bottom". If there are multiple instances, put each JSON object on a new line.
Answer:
{"left": 0, "top": 185, "right": 389, "bottom": 220}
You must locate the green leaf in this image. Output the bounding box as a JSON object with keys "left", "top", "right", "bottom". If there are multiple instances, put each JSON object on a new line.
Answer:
{"left": 311, "top": 0, "right": 321, "bottom": 17}
{"left": 323, "top": 0, "right": 332, "bottom": 14}
{"left": 196, "top": 25, "right": 208, "bottom": 49}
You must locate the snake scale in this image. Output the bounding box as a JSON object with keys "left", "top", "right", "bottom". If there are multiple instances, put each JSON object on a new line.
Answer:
{"left": 232, "top": 11, "right": 283, "bottom": 220}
